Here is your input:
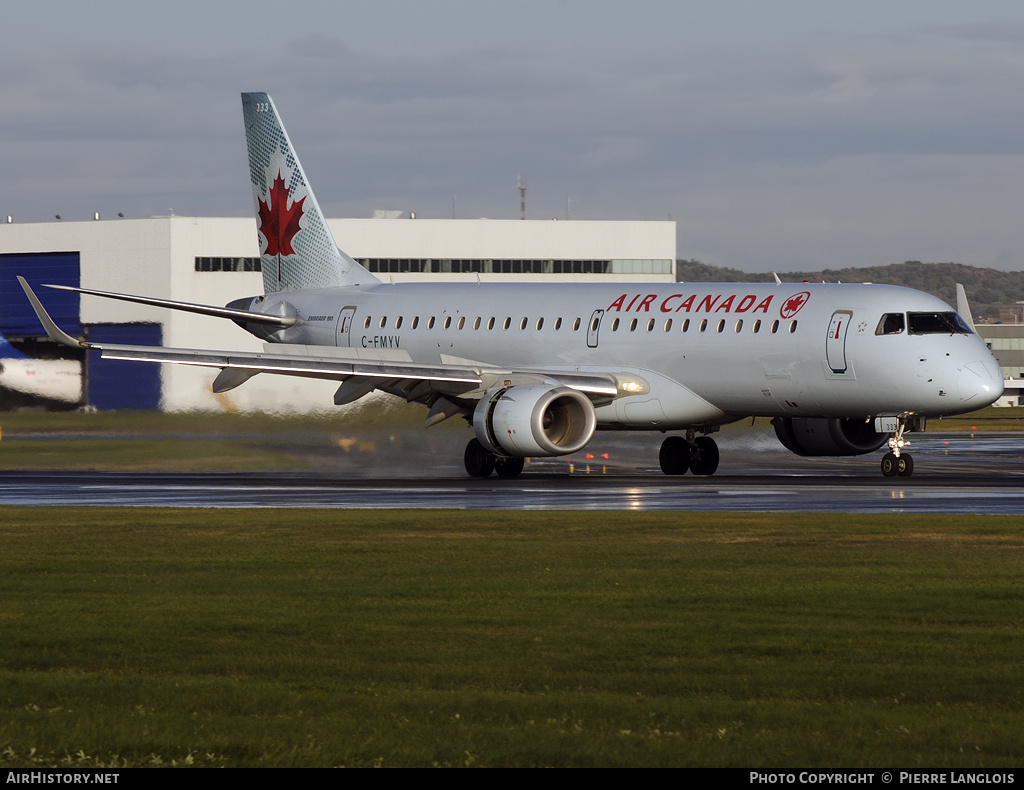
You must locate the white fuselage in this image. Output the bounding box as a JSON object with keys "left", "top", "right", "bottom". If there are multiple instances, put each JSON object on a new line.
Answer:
{"left": 0, "top": 358, "right": 82, "bottom": 403}
{"left": 249, "top": 280, "right": 1003, "bottom": 428}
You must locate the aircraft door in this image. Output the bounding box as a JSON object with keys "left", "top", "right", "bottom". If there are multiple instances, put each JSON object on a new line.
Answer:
{"left": 336, "top": 306, "right": 357, "bottom": 347}
{"left": 587, "top": 309, "right": 604, "bottom": 348}
{"left": 826, "top": 310, "right": 852, "bottom": 373}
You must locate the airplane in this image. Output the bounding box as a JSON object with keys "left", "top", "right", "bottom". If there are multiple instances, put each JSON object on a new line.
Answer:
{"left": 0, "top": 329, "right": 82, "bottom": 405}
{"left": 18, "top": 92, "right": 1003, "bottom": 478}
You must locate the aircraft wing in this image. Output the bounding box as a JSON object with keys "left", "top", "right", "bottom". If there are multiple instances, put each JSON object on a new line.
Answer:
{"left": 19, "top": 277, "right": 619, "bottom": 412}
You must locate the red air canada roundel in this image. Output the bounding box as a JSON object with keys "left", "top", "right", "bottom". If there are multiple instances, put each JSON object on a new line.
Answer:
{"left": 780, "top": 291, "right": 810, "bottom": 319}
{"left": 257, "top": 170, "right": 305, "bottom": 257}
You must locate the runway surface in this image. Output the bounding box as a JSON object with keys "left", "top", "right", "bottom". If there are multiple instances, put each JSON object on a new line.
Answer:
{"left": 1, "top": 434, "right": 1021, "bottom": 513}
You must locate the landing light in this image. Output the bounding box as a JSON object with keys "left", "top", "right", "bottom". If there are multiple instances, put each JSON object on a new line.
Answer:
{"left": 618, "top": 379, "right": 649, "bottom": 395}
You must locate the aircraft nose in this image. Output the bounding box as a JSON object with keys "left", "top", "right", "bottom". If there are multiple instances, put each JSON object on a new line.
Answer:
{"left": 958, "top": 359, "right": 1003, "bottom": 406}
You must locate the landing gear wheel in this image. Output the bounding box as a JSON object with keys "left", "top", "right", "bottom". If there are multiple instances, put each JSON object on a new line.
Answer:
{"left": 881, "top": 452, "right": 914, "bottom": 478}
{"left": 464, "top": 439, "right": 495, "bottom": 478}
{"left": 659, "top": 436, "right": 691, "bottom": 475}
{"left": 689, "top": 436, "right": 720, "bottom": 476}
{"left": 494, "top": 456, "right": 525, "bottom": 478}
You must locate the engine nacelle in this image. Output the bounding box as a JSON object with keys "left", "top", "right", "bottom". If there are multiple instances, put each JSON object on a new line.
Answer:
{"left": 772, "top": 417, "right": 888, "bottom": 457}
{"left": 473, "top": 385, "right": 597, "bottom": 457}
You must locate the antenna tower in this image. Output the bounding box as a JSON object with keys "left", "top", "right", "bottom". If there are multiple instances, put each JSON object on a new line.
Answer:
{"left": 517, "top": 175, "right": 527, "bottom": 220}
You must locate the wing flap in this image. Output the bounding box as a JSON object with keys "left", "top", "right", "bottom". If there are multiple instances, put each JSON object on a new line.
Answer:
{"left": 97, "top": 343, "right": 483, "bottom": 384}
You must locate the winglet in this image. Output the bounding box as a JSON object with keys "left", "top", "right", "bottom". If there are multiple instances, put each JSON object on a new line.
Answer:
{"left": 17, "top": 277, "right": 85, "bottom": 349}
{"left": 955, "top": 283, "right": 977, "bottom": 333}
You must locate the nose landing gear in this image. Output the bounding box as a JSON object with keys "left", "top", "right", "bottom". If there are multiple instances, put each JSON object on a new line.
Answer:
{"left": 880, "top": 415, "right": 914, "bottom": 477}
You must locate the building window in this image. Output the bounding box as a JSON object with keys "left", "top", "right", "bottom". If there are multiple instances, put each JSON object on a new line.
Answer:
{"left": 357, "top": 258, "right": 617, "bottom": 275}
{"left": 195, "top": 257, "right": 261, "bottom": 272}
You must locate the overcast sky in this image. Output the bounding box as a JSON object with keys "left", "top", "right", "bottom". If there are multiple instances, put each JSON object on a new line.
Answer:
{"left": 4, "top": 0, "right": 1024, "bottom": 272}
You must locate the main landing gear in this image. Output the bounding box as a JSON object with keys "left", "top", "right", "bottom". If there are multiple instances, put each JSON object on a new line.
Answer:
{"left": 659, "top": 432, "right": 719, "bottom": 476}
{"left": 880, "top": 415, "right": 914, "bottom": 478}
{"left": 464, "top": 439, "right": 525, "bottom": 478}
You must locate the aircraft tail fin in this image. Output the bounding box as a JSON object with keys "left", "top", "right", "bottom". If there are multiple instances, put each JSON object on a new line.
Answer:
{"left": 241, "top": 93, "right": 380, "bottom": 294}
{"left": 0, "top": 328, "right": 29, "bottom": 360}
{"left": 955, "top": 283, "right": 977, "bottom": 333}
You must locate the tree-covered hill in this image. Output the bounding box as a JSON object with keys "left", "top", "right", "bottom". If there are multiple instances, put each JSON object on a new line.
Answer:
{"left": 675, "top": 260, "right": 1024, "bottom": 322}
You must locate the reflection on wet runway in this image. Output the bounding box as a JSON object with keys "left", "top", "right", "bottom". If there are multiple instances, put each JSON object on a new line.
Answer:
{"left": 1, "top": 434, "right": 1022, "bottom": 514}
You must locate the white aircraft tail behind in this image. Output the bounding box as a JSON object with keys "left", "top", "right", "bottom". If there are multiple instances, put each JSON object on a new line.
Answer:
{"left": 241, "top": 92, "right": 380, "bottom": 294}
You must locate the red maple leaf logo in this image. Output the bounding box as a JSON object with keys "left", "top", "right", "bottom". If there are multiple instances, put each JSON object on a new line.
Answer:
{"left": 257, "top": 170, "right": 305, "bottom": 258}
{"left": 780, "top": 291, "right": 810, "bottom": 318}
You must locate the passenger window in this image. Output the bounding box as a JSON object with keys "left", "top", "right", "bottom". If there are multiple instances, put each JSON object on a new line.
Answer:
{"left": 647, "top": 319, "right": 655, "bottom": 332}
{"left": 536, "top": 317, "right": 544, "bottom": 330}
{"left": 629, "top": 318, "right": 638, "bottom": 332}
{"left": 395, "top": 316, "right": 402, "bottom": 329}
{"left": 380, "top": 316, "right": 387, "bottom": 329}
{"left": 554, "top": 317, "right": 562, "bottom": 330}
{"left": 716, "top": 319, "right": 725, "bottom": 333}
{"left": 876, "top": 313, "right": 905, "bottom": 335}
{"left": 752, "top": 320, "right": 761, "bottom": 333}
{"left": 411, "top": 316, "right": 419, "bottom": 329}
{"left": 364, "top": 316, "right": 372, "bottom": 329}
{"left": 573, "top": 318, "right": 581, "bottom": 331}
{"left": 487, "top": 317, "right": 495, "bottom": 330}
{"left": 458, "top": 317, "right": 465, "bottom": 330}
{"left": 611, "top": 318, "right": 620, "bottom": 331}
{"left": 443, "top": 317, "right": 452, "bottom": 329}
{"left": 520, "top": 317, "right": 528, "bottom": 330}
{"left": 503, "top": 317, "right": 511, "bottom": 330}
{"left": 664, "top": 319, "right": 672, "bottom": 332}
{"left": 699, "top": 319, "right": 708, "bottom": 333}
{"left": 771, "top": 320, "right": 779, "bottom": 334}
{"left": 427, "top": 316, "right": 435, "bottom": 329}
{"left": 734, "top": 319, "right": 743, "bottom": 333}
{"left": 789, "top": 320, "right": 798, "bottom": 333}
{"left": 681, "top": 319, "right": 690, "bottom": 333}
{"left": 473, "top": 317, "right": 481, "bottom": 330}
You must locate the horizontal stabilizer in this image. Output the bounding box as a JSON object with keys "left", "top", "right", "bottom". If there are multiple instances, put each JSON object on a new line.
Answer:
{"left": 43, "top": 283, "right": 296, "bottom": 327}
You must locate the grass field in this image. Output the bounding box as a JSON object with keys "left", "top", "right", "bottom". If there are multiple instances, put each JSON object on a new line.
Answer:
{"left": 1, "top": 508, "right": 1022, "bottom": 768}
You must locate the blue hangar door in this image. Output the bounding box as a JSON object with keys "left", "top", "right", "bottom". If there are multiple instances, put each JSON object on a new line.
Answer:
{"left": 0, "top": 252, "right": 83, "bottom": 338}
{"left": 87, "top": 324, "right": 163, "bottom": 410}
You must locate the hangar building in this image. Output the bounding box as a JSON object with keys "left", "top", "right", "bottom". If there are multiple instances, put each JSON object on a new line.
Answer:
{"left": 0, "top": 216, "right": 675, "bottom": 412}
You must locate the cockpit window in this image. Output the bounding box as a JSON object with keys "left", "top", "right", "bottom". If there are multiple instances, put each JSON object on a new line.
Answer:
{"left": 908, "top": 312, "right": 972, "bottom": 335}
{"left": 876, "top": 313, "right": 905, "bottom": 335}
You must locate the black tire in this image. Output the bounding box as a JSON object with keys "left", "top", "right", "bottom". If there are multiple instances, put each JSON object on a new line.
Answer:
{"left": 464, "top": 439, "right": 495, "bottom": 478}
{"left": 659, "top": 436, "right": 690, "bottom": 475}
{"left": 689, "top": 436, "right": 720, "bottom": 476}
{"left": 494, "top": 456, "right": 525, "bottom": 478}
{"left": 881, "top": 452, "right": 898, "bottom": 477}
{"left": 897, "top": 453, "right": 914, "bottom": 477}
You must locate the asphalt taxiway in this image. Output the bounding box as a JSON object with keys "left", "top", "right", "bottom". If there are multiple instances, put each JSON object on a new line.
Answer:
{"left": 1, "top": 434, "right": 1021, "bottom": 513}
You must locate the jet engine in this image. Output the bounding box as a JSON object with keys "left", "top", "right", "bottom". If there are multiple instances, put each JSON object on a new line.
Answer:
{"left": 772, "top": 417, "right": 888, "bottom": 457}
{"left": 473, "top": 385, "right": 597, "bottom": 457}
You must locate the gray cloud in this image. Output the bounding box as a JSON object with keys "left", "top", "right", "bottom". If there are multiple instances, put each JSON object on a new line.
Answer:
{"left": 3, "top": 2, "right": 1024, "bottom": 272}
